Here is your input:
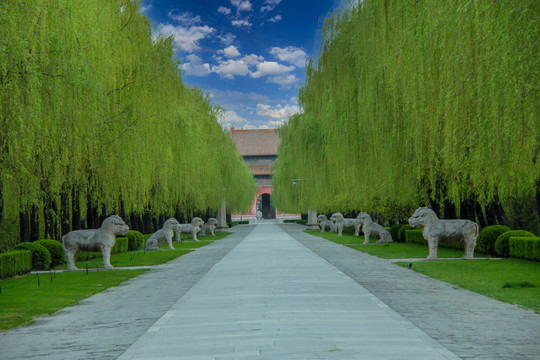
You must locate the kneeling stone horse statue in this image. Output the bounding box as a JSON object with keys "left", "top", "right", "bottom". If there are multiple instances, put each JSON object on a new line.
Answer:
{"left": 62, "top": 215, "right": 129, "bottom": 271}
{"left": 408, "top": 207, "right": 479, "bottom": 260}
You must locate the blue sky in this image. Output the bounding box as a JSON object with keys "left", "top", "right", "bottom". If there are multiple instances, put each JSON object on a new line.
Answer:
{"left": 141, "top": 0, "right": 341, "bottom": 129}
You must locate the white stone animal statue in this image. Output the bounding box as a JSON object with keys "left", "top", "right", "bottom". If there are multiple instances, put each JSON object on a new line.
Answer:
{"left": 198, "top": 217, "right": 218, "bottom": 236}
{"left": 356, "top": 212, "right": 392, "bottom": 244}
{"left": 329, "top": 212, "right": 362, "bottom": 236}
{"left": 174, "top": 217, "right": 205, "bottom": 242}
{"left": 145, "top": 218, "right": 180, "bottom": 251}
{"left": 317, "top": 214, "right": 337, "bottom": 233}
{"left": 408, "top": 207, "right": 479, "bottom": 260}
{"left": 62, "top": 215, "right": 129, "bottom": 271}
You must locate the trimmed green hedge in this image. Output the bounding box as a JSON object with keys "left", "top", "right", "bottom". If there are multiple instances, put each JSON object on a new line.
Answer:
{"left": 126, "top": 230, "right": 144, "bottom": 251}
{"left": 389, "top": 224, "right": 405, "bottom": 243}
{"left": 13, "top": 242, "right": 51, "bottom": 270}
{"left": 477, "top": 225, "right": 511, "bottom": 255}
{"left": 282, "top": 219, "right": 297, "bottom": 223}
{"left": 509, "top": 237, "right": 540, "bottom": 261}
{"left": 228, "top": 220, "right": 250, "bottom": 227}
{"left": 34, "top": 239, "right": 64, "bottom": 267}
{"left": 0, "top": 250, "right": 32, "bottom": 278}
{"left": 295, "top": 219, "right": 308, "bottom": 225}
{"left": 397, "top": 225, "right": 412, "bottom": 243}
{"left": 495, "top": 230, "right": 535, "bottom": 257}
{"left": 405, "top": 229, "right": 424, "bottom": 244}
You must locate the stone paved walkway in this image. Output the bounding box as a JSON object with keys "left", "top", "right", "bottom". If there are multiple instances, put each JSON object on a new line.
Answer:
{"left": 1, "top": 222, "right": 539, "bottom": 359}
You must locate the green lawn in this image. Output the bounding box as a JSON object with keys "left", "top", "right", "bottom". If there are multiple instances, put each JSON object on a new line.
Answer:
{"left": 0, "top": 270, "right": 147, "bottom": 331}
{"left": 305, "top": 229, "right": 540, "bottom": 313}
{"left": 56, "top": 232, "right": 232, "bottom": 269}
{"left": 0, "top": 231, "right": 232, "bottom": 331}
{"left": 305, "top": 229, "right": 482, "bottom": 259}
{"left": 396, "top": 259, "right": 540, "bottom": 313}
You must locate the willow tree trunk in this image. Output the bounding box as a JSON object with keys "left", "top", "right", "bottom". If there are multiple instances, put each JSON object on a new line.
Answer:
{"left": 0, "top": 176, "right": 3, "bottom": 225}
{"left": 492, "top": 195, "right": 509, "bottom": 227}
{"left": 143, "top": 211, "right": 152, "bottom": 234}
{"left": 460, "top": 198, "right": 476, "bottom": 221}
{"left": 71, "top": 185, "right": 81, "bottom": 230}
{"left": 475, "top": 201, "right": 488, "bottom": 228}
{"left": 60, "top": 190, "right": 70, "bottom": 236}
{"left": 19, "top": 208, "right": 30, "bottom": 242}
{"left": 536, "top": 179, "right": 540, "bottom": 236}
{"left": 443, "top": 200, "right": 457, "bottom": 219}
{"left": 86, "top": 193, "right": 98, "bottom": 229}
{"left": 30, "top": 204, "right": 39, "bottom": 241}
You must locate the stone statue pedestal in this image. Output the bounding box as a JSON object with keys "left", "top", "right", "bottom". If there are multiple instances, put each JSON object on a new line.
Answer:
{"left": 305, "top": 208, "right": 319, "bottom": 230}
{"left": 216, "top": 198, "right": 229, "bottom": 231}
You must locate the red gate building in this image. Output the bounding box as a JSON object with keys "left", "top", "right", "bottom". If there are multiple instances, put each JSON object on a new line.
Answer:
{"left": 230, "top": 127, "right": 299, "bottom": 221}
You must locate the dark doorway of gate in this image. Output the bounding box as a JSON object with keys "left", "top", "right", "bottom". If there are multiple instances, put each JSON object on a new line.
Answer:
{"left": 257, "top": 193, "right": 276, "bottom": 219}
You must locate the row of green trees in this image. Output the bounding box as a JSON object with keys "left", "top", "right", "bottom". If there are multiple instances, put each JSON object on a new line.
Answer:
{"left": 273, "top": 0, "right": 539, "bottom": 232}
{"left": 0, "top": 0, "right": 256, "bottom": 248}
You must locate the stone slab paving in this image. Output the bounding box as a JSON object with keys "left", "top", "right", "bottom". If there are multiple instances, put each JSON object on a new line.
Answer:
{"left": 118, "top": 223, "right": 459, "bottom": 360}
{"left": 280, "top": 224, "right": 540, "bottom": 360}
{"left": 0, "top": 225, "right": 254, "bottom": 360}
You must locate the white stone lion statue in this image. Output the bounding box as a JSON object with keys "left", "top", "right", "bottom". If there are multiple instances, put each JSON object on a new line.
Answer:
{"left": 174, "top": 217, "right": 205, "bottom": 242}
{"left": 198, "top": 217, "right": 218, "bottom": 237}
{"left": 62, "top": 215, "right": 129, "bottom": 271}
{"left": 329, "top": 212, "right": 361, "bottom": 237}
{"left": 145, "top": 218, "right": 180, "bottom": 251}
{"left": 408, "top": 207, "right": 479, "bottom": 260}
{"left": 317, "top": 214, "right": 337, "bottom": 233}
{"left": 356, "top": 212, "right": 392, "bottom": 244}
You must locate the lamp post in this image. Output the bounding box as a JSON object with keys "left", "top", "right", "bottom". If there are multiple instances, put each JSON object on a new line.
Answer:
{"left": 292, "top": 179, "right": 319, "bottom": 230}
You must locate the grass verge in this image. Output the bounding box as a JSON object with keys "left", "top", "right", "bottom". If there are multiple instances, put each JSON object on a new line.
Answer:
{"left": 0, "top": 269, "right": 147, "bottom": 331}
{"left": 305, "top": 229, "right": 540, "bottom": 313}
{"left": 56, "top": 232, "right": 232, "bottom": 269}
{"left": 396, "top": 259, "right": 540, "bottom": 313}
{"left": 305, "top": 229, "right": 470, "bottom": 258}
{"left": 0, "top": 231, "right": 232, "bottom": 331}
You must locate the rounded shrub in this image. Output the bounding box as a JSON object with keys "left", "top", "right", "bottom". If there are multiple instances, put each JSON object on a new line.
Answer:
{"left": 126, "top": 230, "right": 144, "bottom": 251}
{"left": 13, "top": 242, "right": 51, "bottom": 270}
{"left": 34, "top": 239, "right": 65, "bottom": 267}
{"left": 397, "top": 224, "right": 412, "bottom": 243}
{"left": 476, "top": 225, "right": 511, "bottom": 255}
{"left": 495, "top": 230, "right": 535, "bottom": 257}
{"left": 389, "top": 224, "right": 405, "bottom": 243}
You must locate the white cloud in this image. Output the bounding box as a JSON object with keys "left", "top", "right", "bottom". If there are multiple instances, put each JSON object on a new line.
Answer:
{"left": 218, "top": 110, "right": 249, "bottom": 129}
{"left": 210, "top": 89, "right": 270, "bottom": 110}
{"left": 158, "top": 23, "right": 215, "bottom": 52}
{"left": 231, "top": 0, "right": 252, "bottom": 12}
{"left": 250, "top": 61, "right": 294, "bottom": 79}
{"left": 212, "top": 59, "right": 250, "bottom": 79}
{"left": 242, "top": 53, "right": 264, "bottom": 66}
{"left": 140, "top": 4, "right": 152, "bottom": 13}
{"left": 268, "top": 15, "right": 282, "bottom": 23}
{"left": 218, "top": 33, "right": 236, "bottom": 45}
{"left": 181, "top": 54, "right": 211, "bottom": 77}
{"left": 168, "top": 11, "right": 201, "bottom": 26}
{"left": 256, "top": 103, "right": 299, "bottom": 122}
{"left": 232, "top": 19, "right": 251, "bottom": 27}
{"left": 270, "top": 46, "right": 308, "bottom": 67}
{"left": 268, "top": 73, "right": 299, "bottom": 87}
{"left": 217, "top": 6, "right": 231, "bottom": 15}
{"left": 261, "top": 0, "right": 281, "bottom": 12}
{"left": 220, "top": 45, "right": 240, "bottom": 58}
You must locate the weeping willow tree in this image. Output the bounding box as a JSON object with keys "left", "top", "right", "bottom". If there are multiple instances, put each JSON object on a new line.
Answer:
{"left": 0, "top": 0, "right": 255, "bottom": 245}
{"left": 273, "top": 0, "right": 539, "bottom": 229}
